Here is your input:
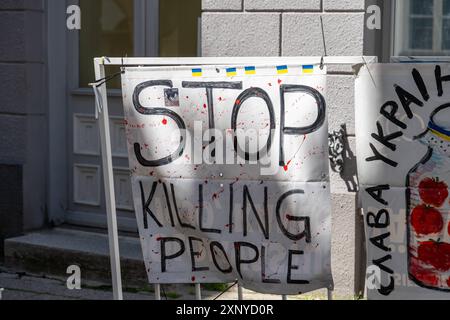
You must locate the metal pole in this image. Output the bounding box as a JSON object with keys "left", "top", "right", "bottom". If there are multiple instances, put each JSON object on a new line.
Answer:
{"left": 155, "top": 284, "right": 161, "bottom": 300}
{"left": 94, "top": 59, "right": 123, "bottom": 300}
{"left": 327, "top": 288, "right": 333, "bottom": 300}
{"left": 195, "top": 284, "right": 202, "bottom": 300}
{"left": 237, "top": 284, "right": 243, "bottom": 300}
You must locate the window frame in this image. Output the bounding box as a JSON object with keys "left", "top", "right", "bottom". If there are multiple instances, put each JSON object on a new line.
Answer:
{"left": 67, "top": 0, "right": 158, "bottom": 95}
{"left": 393, "top": 0, "right": 450, "bottom": 56}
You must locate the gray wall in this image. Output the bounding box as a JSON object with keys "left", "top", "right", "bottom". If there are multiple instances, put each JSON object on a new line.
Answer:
{"left": 201, "top": 0, "right": 378, "bottom": 297}
{"left": 0, "top": 0, "right": 48, "bottom": 242}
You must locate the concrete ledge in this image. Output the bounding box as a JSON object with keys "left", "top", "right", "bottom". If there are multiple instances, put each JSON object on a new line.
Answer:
{"left": 4, "top": 228, "right": 148, "bottom": 287}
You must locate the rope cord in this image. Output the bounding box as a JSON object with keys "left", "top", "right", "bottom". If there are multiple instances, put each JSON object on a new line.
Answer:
{"left": 213, "top": 281, "right": 239, "bottom": 301}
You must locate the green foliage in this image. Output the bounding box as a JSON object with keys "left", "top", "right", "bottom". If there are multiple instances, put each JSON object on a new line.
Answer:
{"left": 201, "top": 283, "right": 229, "bottom": 292}
{"left": 165, "top": 291, "right": 182, "bottom": 299}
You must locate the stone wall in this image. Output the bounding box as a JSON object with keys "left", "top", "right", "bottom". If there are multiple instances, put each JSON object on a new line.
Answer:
{"left": 0, "top": 0, "right": 47, "bottom": 244}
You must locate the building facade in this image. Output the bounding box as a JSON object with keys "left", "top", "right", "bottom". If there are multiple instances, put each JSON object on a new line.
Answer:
{"left": 0, "top": 0, "right": 448, "bottom": 297}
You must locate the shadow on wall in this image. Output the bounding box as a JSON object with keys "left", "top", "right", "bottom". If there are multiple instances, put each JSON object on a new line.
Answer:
{"left": 329, "top": 124, "right": 366, "bottom": 296}
{"left": 329, "top": 124, "right": 359, "bottom": 193}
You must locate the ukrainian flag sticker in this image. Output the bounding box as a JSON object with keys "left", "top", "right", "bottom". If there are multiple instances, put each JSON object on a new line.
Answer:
{"left": 192, "top": 68, "right": 202, "bottom": 77}
{"left": 245, "top": 66, "right": 256, "bottom": 75}
{"left": 226, "top": 68, "right": 237, "bottom": 77}
{"left": 277, "top": 65, "right": 288, "bottom": 75}
{"left": 302, "top": 65, "right": 314, "bottom": 74}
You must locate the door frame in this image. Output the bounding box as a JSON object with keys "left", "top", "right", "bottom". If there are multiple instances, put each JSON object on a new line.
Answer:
{"left": 47, "top": 0, "right": 159, "bottom": 231}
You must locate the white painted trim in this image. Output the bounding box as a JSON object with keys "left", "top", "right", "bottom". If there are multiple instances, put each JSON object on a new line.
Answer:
{"left": 73, "top": 113, "right": 101, "bottom": 156}
{"left": 391, "top": 56, "right": 450, "bottom": 62}
{"left": 434, "top": 0, "right": 444, "bottom": 51}
{"left": 73, "top": 164, "right": 101, "bottom": 207}
{"left": 109, "top": 116, "right": 130, "bottom": 159}
{"left": 113, "top": 167, "right": 134, "bottom": 212}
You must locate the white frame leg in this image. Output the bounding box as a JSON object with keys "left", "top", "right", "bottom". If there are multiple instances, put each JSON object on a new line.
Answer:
{"left": 195, "top": 284, "right": 202, "bottom": 300}
{"left": 237, "top": 284, "right": 244, "bottom": 300}
{"left": 94, "top": 60, "right": 123, "bottom": 300}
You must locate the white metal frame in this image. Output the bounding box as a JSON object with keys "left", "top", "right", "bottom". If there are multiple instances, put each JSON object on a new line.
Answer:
{"left": 93, "top": 56, "right": 378, "bottom": 301}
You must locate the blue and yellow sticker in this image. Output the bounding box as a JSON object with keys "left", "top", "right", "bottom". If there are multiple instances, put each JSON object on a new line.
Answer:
{"left": 302, "top": 65, "right": 314, "bottom": 74}
{"left": 192, "top": 68, "right": 202, "bottom": 77}
{"left": 245, "top": 66, "right": 256, "bottom": 75}
{"left": 277, "top": 65, "right": 288, "bottom": 74}
{"left": 226, "top": 68, "right": 237, "bottom": 77}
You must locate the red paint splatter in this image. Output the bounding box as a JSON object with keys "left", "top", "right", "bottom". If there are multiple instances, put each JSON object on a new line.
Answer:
{"left": 286, "top": 214, "right": 296, "bottom": 221}
{"left": 268, "top": 83, "right": 272, "bottom": 87}
{"left": 218, "top": 97, "right": 223, "bottom": 101}
{"left": 212, "top": 188, "right": 225, "bottom": 200}
{"left": 162, "top": 118, "right": 168, "bottom": 125}
{"left": 235, "top": 99, "right": 241, "bottom": 105}
{"left": 278, "top": 79, "right": 282, "bottom": 85}
{"left": 283, "top": 160, "right": 292, "bottom": 172}
{"left": 191, "top": 276, "right": 196, "bottom": 282}
{"left": 203, "top": 103, "right": 207, "bottom": 109}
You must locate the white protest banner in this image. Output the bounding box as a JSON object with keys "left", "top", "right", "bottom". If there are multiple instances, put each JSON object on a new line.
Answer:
{"left": 121, "top": 63, "right": 333, "bottom": 294}
{"left": 356, "top": 64, "right": 450, "bottom": 299}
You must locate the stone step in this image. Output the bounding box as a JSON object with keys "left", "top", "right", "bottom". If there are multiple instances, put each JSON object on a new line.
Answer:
{"left": 4, "top": 227, "right": 148, "bottom": 288}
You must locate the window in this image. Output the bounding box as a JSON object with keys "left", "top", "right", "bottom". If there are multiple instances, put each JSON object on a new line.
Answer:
{"left": 79, "top": 0, "right": 134, "bottom": 88}
{"left": 394, "top": 0, "right": 450, "bottom": 55}
{"left": 159, "top": 0, "right": 201, "bottom": 57}
{"left": 78, "top": 0, "right": 201, "bottom": 88}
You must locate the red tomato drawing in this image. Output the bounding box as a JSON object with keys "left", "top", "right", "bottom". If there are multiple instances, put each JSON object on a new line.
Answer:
{"left": 419, "top": 177, "right": 449, "bottom": 207}
{"left": 411, "top": 205, "right": 444, "bottom": 235}
{"left": 410, "top": 257, "right": 440, "bottom": 286}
